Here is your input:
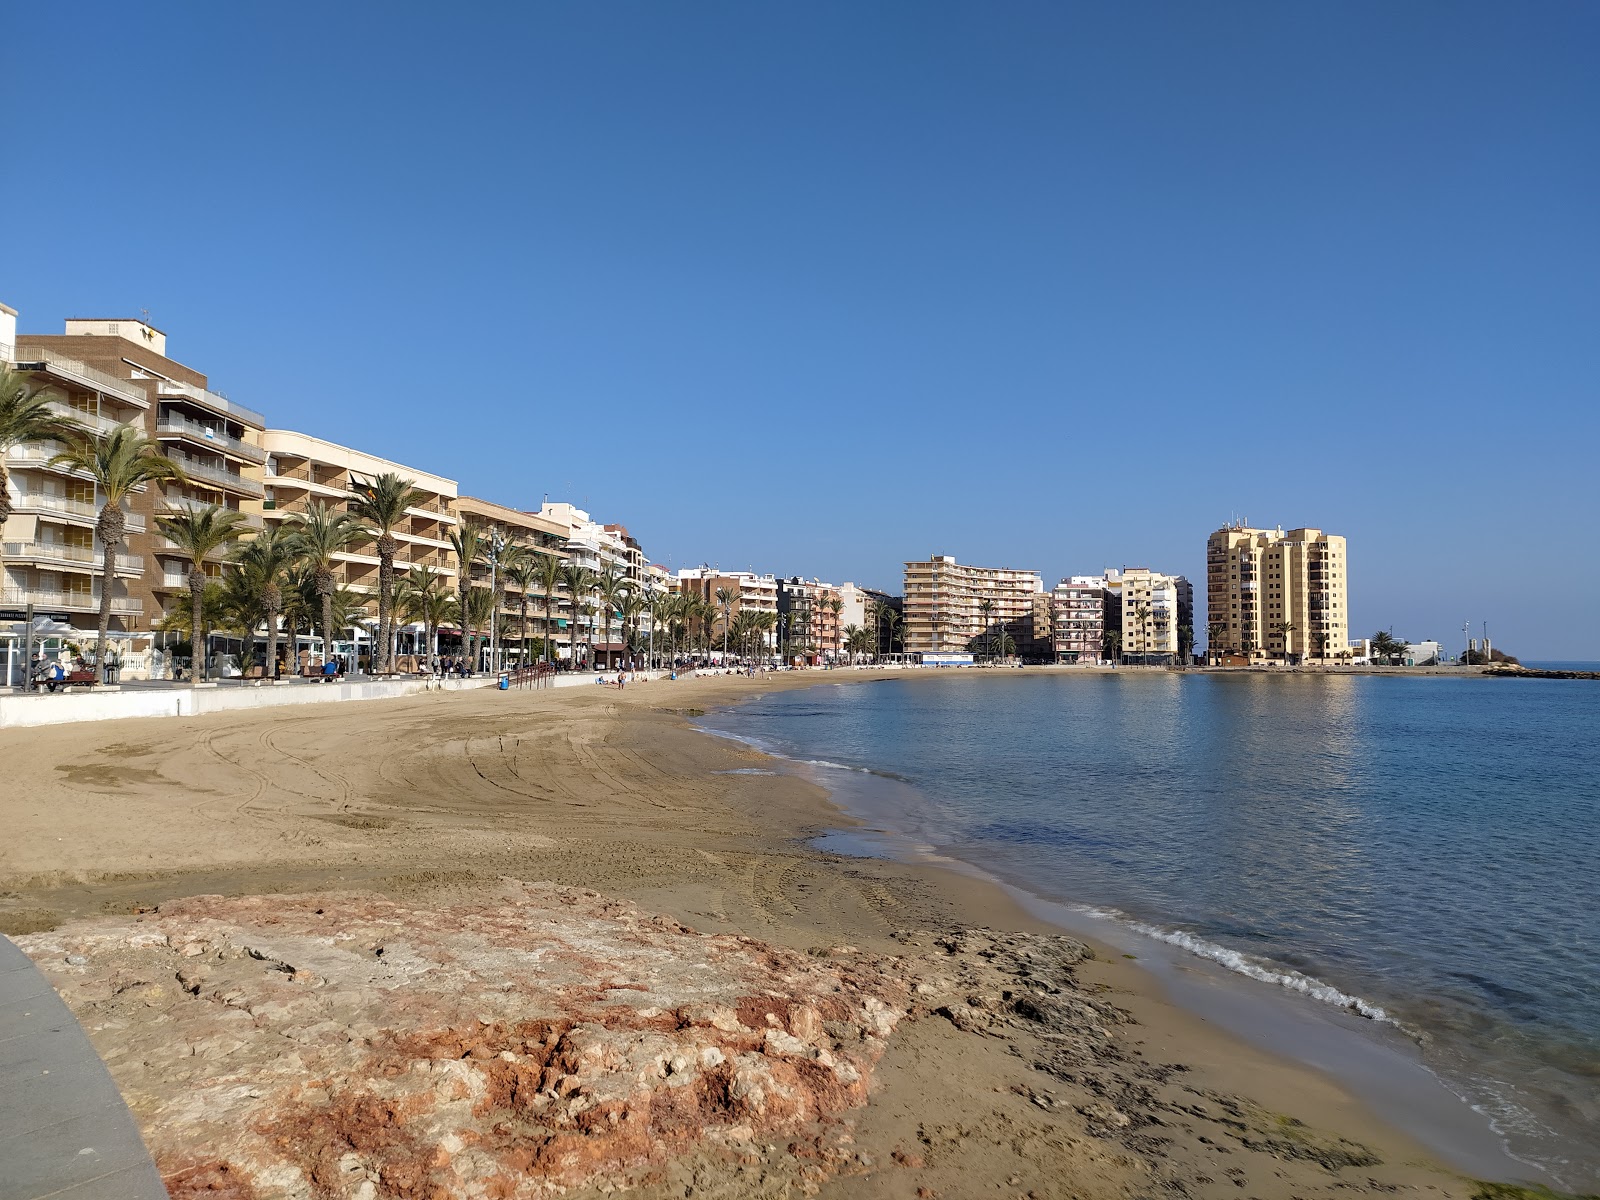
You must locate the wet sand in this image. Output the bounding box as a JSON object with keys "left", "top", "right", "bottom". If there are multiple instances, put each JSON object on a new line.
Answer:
{"left": 0, "top": 671, "right": 1519, "bottom": 1198}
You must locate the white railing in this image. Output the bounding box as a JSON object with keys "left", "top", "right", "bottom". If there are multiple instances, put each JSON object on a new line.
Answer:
{"left": 167, "top": 451, "right": 265, "bottom": 496}
{"left": 1, "top": 542, "right": 142, "bottom": 572}
{"left": 155, "top": 416, "right": 268, "bottom": 463}
{"left": 12, "top": 347, "right": 149, "bottom": 407}
{"left": 156, "top": 379, "right": 264, "bottom": 427}
{"left": 6, "top": 493, "right": 147, "bottom": 532}
{"left": 45, "top": 400, "right": 128, "bottom": 437}
{"left": 0, "top": 588, "right": 143, "bottom": 614}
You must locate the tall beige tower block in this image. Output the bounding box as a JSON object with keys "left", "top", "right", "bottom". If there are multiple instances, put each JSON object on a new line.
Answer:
{"left": 1206, "top": 525, "right": 1348, "bottom": 661}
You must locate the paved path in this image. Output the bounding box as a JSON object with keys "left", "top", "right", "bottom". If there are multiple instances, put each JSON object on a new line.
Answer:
{"left": 0, "top": 935, "right": 168, "bottom": 1200}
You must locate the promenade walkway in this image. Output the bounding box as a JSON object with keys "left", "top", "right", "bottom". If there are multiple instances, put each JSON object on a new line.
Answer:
{"left": 0, "top": 935, "right": 167, "bottom": 1198}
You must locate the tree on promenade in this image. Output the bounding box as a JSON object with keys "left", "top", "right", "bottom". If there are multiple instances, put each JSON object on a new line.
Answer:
{"left": 1370, "top": 631, "right": 1408, "bottom": 665}
{"left": 505, "top": 553, "right": 538, "bottom": 667}
{"left": 155, "top": 503, "right": 248, "bottom": 682}
{"left": 1131, "top": 604, "right": 1152, "bottom": 660}
{"left": 1102, "top": 629, "right": 1122, "bottom": 662}
{"left": 1177, "top": 624, "right": 1194, "bottom": 664}
{"left": 401, "top": 565, "right": 452, "bottom": 672}
{"left": 1271, "top": 620, "right": 1297, "bottom": 661}
{"left": 596, "top": 564, "right": 629, "bottom": 669}
{"left": 449, "top": 519, "right": 488, "bottom": 670}
{"left": 534, "top": 553, "right": 564, "bottom": 664}
{"left": 452, "top": 587, "right": 495, "bottom": 666}
{"left": 715, "top": 586, "right": 736, "bottom": 661}
{"left": 1206, "top": 622, "right": 1226, "bottom": 659}
{"left": 560, "top": 563, "right": 597, "bottom": 668}
{"left": 827, "top": 595, "right": 844, "bottom": 659}
{"left": 287, "top": 501, "right": 370, "bottom": 671}
{"left": 619, "top": 589, "right": 646, "bottom": 661}
{"left": 49, "top": 427, "right": 186, "bottom": 670}
{"left": 232, "top": 526, "right": 296, "bottom": 679}
{"left": 348, "top": 472, "right": 426, "bottom": 673}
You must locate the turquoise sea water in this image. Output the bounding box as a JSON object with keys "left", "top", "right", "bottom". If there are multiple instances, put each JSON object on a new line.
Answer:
{"left": 702, "top": 672, "right": 1600, "bottom": 1189}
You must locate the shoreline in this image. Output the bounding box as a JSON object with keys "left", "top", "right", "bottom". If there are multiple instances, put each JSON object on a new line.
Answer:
{"left": 0, "top": 671, "right": 1553, "bottom": 1197}
{"left": 691, "top": 676, "right": 1545, "bottom": 1187}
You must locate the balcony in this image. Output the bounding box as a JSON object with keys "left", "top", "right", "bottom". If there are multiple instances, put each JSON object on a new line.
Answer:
{"left": 0, "top": 587, "right": 143, "bottom": 614}
{"left": 7, "top": 494, "right": 147, "bottom": 533}
{"left": 155, "top": 379, "right": 264, "bottom": 428}
{"left": 2, "top": 541, "right": 143, "bottom": 574}
{"left": 159, "top": 497, "right": 264, "bottom": 528}
{"left": 156, "top": 416, "right": 268, "bottom": 464}
{"left": 45, "top": 400, "right": 131, "bottom": 438}
{"left": 13, "top": 347, "right": 149, "bottom": 407}
{"left": 167, "top": 451, "right": 264, "bottom": 497}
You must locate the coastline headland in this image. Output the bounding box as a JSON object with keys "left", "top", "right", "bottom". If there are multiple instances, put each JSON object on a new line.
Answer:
{"left": 0, "top": 671, "right": 1565, "bottom": 1198}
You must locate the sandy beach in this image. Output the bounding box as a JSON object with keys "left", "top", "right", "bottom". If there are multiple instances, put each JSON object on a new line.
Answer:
{"left": 0, "top": 672, "right": 1511, "bottom": 1199}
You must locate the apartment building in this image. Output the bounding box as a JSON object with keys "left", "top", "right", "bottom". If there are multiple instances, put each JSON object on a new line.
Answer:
{"left": 675, "top": 568, "right": 779, "bottom": 657}
{"left": 1116, "top": 568, "right": 1192, "bottom": 665}
{"left": 1206, "top": 524, "right": 1348, "bottom": 662}
{"left": 10, "top": 313, "right": 268, "bottom": 641}
{"left": 902, "top": 555, "right": 1044, "bottom": 655}
{"left": 262, "top": 430, "right": 459, "bottom": 656}
{"left": 1051, "top": 576, "right": 1110, "bottom": 663}
{"left": 455, "top": 496, "right": 569, "bottom": 656}
{"left": 777, "top": 577, "right": 845, "bottom": 660}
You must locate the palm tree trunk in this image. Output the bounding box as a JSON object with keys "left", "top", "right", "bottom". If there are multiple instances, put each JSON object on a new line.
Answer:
{"left": 520, "top": 598, "right": 529, "bottom": 666}
{"left": 544, "top": 596, "right": 554, "bottom": 664}
{"left": 320, "top": 580, "right": 335, "bottom": 676}
{"left": 376, "top": 545, "right": 394, "bottom": 674}
{"left": 96, "top": 540, "right": 115, "bottom": 673}
{"left": 190, "top": 566, "right": 208, "bottom": 682}
{"left": 265, "top": 599, "right": 280, "bottom": 682}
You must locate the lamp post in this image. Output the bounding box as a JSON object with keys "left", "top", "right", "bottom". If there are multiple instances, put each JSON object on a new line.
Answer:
{"left": 486, "top": 527, "right": 505, "bottom": 673}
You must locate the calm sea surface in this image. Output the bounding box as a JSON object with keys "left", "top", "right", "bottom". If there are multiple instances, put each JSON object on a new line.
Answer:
{"left": 703, "top": 671, "right": 1600, "bottom": 1188}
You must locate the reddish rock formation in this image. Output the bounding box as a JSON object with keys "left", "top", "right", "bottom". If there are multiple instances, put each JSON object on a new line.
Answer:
{"left": 19, "top": 883, "right": 913, "bottom": 1198}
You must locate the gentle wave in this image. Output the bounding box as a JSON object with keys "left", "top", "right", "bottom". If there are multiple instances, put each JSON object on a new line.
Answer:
{"left": 1075, "top": 905, "right": 1397, "bottom": 1025}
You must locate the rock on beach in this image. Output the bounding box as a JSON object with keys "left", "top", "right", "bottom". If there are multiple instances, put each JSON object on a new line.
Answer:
{"left": 18, "top": 882, "right": 915, "bottom": 1199}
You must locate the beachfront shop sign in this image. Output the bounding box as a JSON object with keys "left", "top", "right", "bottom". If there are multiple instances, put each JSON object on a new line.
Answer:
{"left": 921, "top": 652, "right": 974, "bottom": 667}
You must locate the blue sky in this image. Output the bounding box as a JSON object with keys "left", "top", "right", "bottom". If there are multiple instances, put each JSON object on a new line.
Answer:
{"left": 8, "top": 3, "right": 1597, "bottom": 657}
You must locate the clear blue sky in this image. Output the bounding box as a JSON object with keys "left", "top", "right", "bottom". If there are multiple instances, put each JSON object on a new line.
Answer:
{"left": 9, "top": 3, "right": 1597, "bottom": 658}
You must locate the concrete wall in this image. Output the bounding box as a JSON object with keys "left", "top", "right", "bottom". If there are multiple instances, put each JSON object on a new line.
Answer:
{"left": 0, "top": 671, "right": 668, "bottom": 728}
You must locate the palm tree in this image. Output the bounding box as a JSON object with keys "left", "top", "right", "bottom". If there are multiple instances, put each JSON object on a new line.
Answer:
{"left": 0, "top": 365, "right": 80, "bottom": 541}
{"left": 490, "top": 541, "right": 531, "bottom": 671}
{"left": 977, "top": 598, "right": 996, "bottom": 660}
{"left": 281, "top": 563, "right": 319, "bottom": 673}
{"left": 1131, "top": 603, "right": 1152, "bottom": 660}
{"left": 49, "top": 428, "right": 187, "bottom": 669}
{"left": 286, "top": 501, "right": 370, "bottom": 671}
{"left": 648, "top": 591, "right": 674, "bottom": 666}
{"left": 596, "top": 566, "right": 630, "bottom": 669}
{"left": 347, "top": 472, "right": 426, "bottom": 673}
{"left": 1271, "top": 620, "right": 1297, "bottom": 662}
{"left": 619, "top": 589, "right": 646, "bottom": 665}
{"left": 715, "top": 586, "right": 737, "bottom": 662}
{"left": 233, "top": 526, "right": 296, "bottom": 679}
{"left": 826, "top": 595, "right": 844, "bottom": 660}
{"left": 1102, "top": 629, "right": 1122, "bottom": 662}
{"left": 449, "top": 519, "right": 487, "bottom": 670}
{"left": 879, "top": 605, "right": 902, "bottom": 659}
{"left": 400, "top": 564, "right": 452, "bottom": 672}
{"left": 1206, "top": 622, "right": 1226, "bottom": 661}
{"left": 154, "top": 503, "right": 248, "bottom": 682}
{"left": 534, "top": 553, "right": 565, "bottom": 664}
{"left": 505, "top": 554, "right": 538, "bottom": 667}
{"left": 452, "top": 587, "right": 495, "bottom": 660}
{"left": 560, "top": 563, "right": 597, "bottom": 668}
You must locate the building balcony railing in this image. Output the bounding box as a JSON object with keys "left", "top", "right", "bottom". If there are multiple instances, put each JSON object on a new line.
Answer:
{"left": 155, "top": 379, "right": 264, "bottom": 428}
{"left": 13, "top": 347, "right": 150, "bottom": 407}
{"left": 167, "top": 451, "right": 264, "bottom": 497}
{"left": 7, "top": 493, "right": 148, "bottom": 533}
{"left": 2, "top": 541, "right": 142, "bottom": 573}
{"left": 156, "top": 416, "right": 268, "bottom": 464}
{"left": 45, "top": 400, "right": 131, "bottom": 438}
{"left": 158, "top": 497, "right": 264, "bottom": 529}
{"left": 0, "top": 588, "right": 143, "bottom": 614}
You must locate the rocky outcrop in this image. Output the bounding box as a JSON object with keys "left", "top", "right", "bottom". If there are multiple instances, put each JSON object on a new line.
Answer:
{"left": 19, "top": 883, "right": 913, "bottom": 1199}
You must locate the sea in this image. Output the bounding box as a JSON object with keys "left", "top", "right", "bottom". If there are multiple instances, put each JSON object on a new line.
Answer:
{"left": 700, "top": 667, "right": 1600, "bottom": 1190}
